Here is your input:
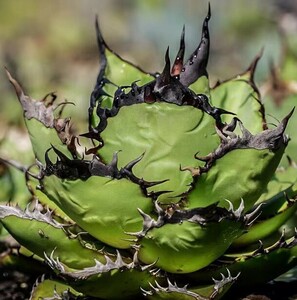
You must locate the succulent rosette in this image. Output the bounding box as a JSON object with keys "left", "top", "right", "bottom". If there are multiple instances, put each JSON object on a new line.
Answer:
{"left": 1, "top": 5, "right": 297, "bottom": 300}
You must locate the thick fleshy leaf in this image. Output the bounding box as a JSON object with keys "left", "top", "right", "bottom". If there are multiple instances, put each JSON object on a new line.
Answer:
{"left": 25, "top": 118, "right": 70, "bottom": 164}
{"left": 265, "top": 95, "right": 297, "bottom": 166}
{"left": 188, "top": 233, "right": 297, "bottom": 291}
{"left": 29, "top": 278, "right": 81, "bottom": 300}
{"left": 256, "top": 163, "right": 297, "bottom": 206}
{"left": 145, "top": 271, "right": 237, "bottom": 300}
{"left": 44, "top": 250, "right": 158, "bottom": 300}
{"left": 99, "top": 102, "right": 219, "bottom": 203}
{"left": 89, "top": 18, "right": 154, "bottom": 114}
{"left": 188, "top": 147, "right": 285, "bottom": 211}
{"left": 211, "top": 56, "right": 265, "bottom": 135}
{"left": 28, "top": 177, "right": 74, "bottom": 223}
{"left": 102, "top": 49, "right": 154, "bottom": 103}
{"left": 138, "top": 219, "right": 243, "bottom": 273}
{"left": 189, "top": 75, "right": 210, "bottom": 96}
{"left": 42, "top": 175, "right": 153, "bottom": 248}
{"left": 6, "top": 70, "right": 75, "bottom": 164}
{"left": 232, "top": 199, "right": 297, "bottom": 247}
{"left": 0, "top": 204, "right": 107, "bottom": 269}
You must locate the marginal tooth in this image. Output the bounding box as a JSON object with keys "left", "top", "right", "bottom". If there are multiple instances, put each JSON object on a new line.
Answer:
{"left": 43, "top": 251, "right": 51, "bottom": 265}
{"left": 104, "top": 255, "right": 116, "bottom": 269}
{"left": 212, "top": 277, "right": 220, "bottom": 285}
{"left": 234, "top": 199, "right": 245, "bottom": 219}
{"left": 269, "top": 229, "right": 287, "bottom": 251}
{"left": 25, "top": 203, "right": 31, "bottom": 214}
{"left": 149, "top": 268, "right": 161, "bottom": 276}
{"left": 115, "top": 250, "right": 125, "bottom": 267}
{"left": 45, "top": 148, "right": 54, "bottom": 168}
{"left": 225, "top": 199, "right": 234, "bottom": 212}
{"left": 244, "top": 203, "right": 263, "bottom": 226}
{"left": 167, "top": 277, "right": 174, "bottom": 288}
{"left": 234, "top": 272, "right": 241, "bottom": 280}
{"left": 141, "top": 259, "right": 158, "bottom": 271}
{"left": 94, "top": 259, "right": 102, "bottom": 267}
{"left": 154, "top": 201, "right": 164, "bottom": 215}
{"left": 50, "top": 249, "right": 56, "bottom": 262}
{"left": 122, "top": 237, "right": 139, "bottom": 242}
{"left": 140, "top": 287, "right": 153, "bottom": 296}
{"left": 253, "top": 240, "right": 264, "bottom": 256}
{"left": 138, "top": 208, "right": 154, "bottom": 223}
{"left": 142, "top": 178, "right": 169, "bottom": 188}
{"left": 149, "top": 281, "right": 156, "bottom": 290}
{"left": 224, "top": 117, "right": 240, "bottom": 133}
{"left": 155, "top": 280, "right": 165, "bottom": 290}
{"left": 124, "top": 152, "right": 145, "bottom": 171}
{"left": 238, "top": 121, "right": 252, "bottom": 141}
{"left": 51, "top": 145, "right": 70, "bottom": 163}
{"left": 277, "top": 108, "right": 295, "bottom": 136}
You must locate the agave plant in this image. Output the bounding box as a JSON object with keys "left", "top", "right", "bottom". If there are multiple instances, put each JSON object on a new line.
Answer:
{"left": 1, "top": 5, "right": 297, "bottom": 299}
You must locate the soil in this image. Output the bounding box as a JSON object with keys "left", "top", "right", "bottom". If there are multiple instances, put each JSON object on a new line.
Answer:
{"left": 0, "top": 269, "right": 35, "bottom": 300}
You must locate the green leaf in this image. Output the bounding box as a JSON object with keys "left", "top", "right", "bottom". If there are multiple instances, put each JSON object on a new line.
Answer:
{"left": 0, "top": 204, "right": 107, "bottom": 269}
{"left": 99, "top": 102, "right": 219, "bottom": 203}
{"left": 103, "top": 49, "right": 154, "bottom": 104}
{"left": 43, "top": 175, "right": 153, "bottom": 249}
{"left": 211, "top": 61, "right": 264, "bottom": 135}
{"left": 30, "top": 278, "right": 81, "bottom": 300}
{"left": 189, "top": 75, "right": 210, "bottom": 96}
{"left": 232, "top": 199, "right": 297, "bottom": 247}
{"left": 44, "top": 251, "right": 158, "bottom": 299}
{"left": 138, "top": 219, "right": 243, "bottom": 274}
{"left": 145, "top": 270, "right": 237, "bottom": 300}
{"left": 188, "top": 234, "right": 297, "bottom": 290}
{"left": 265, "top": 95, "right": 297, "bottom": 166}
{"left": 188, "top": 148, "right": 284, "bottom": 211}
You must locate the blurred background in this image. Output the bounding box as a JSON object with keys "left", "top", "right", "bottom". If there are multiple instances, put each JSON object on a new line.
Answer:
{"left": 0, "top": 0, "right": 297, "bottom": 126}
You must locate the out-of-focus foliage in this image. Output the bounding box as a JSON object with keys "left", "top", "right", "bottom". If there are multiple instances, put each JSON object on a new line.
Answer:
{"left": 0, "top": 0, "right": 296, "bottom": 125}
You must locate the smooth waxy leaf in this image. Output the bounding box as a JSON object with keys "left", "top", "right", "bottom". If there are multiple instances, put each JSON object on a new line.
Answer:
{"left": 189, "top": 75, "right": 210, "bottom": 96}
{"left": 29, "top": 278, "right": 81, "bottom": 300}
{"left": 211, "top": 58, "right": 265, "bottom": 135}
{"left": 102, "top": 49, "right": 154, "bottom": 104}
{"left": 44, "top": 250, "right": 158, "bottom": 300}
{"left": 29, "top": 178, "right": 74, "bottom": 223}
{"left": 89, "top": 19, "right": 154, "bottom": 114}
{"left": 232, "top": 199, "right": 297, "bottom": 247}
{"left": 6, "top": 70, "right": 75, "bottom": 164}
{"left": 256, "top": 164, "right": 297, "bottom": 207}
{"left": 25, "top": 118, "right": 69, "bottom": 164}
{"left": 265, "top": 95, "right": 297, "bottom": 166}
{"left": 138, "top": 219, "right": 243, "bottom": 273}
{"left": 188, "top": 147, "right": 285, "bottom": 211}
{"left": 0, "top": 204, "right": 107, "bottom": 269}
{"left": 189, "top": 233, "right": 297, "bottom": 291}
{"left": 99, "top": 102, "right": 219, "bottom": 203}
{"left": 145, "top": 271, "right": 237, "bottom": 300}
{"left": 43, "top": 175, "right": 153, "bottom": 248}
